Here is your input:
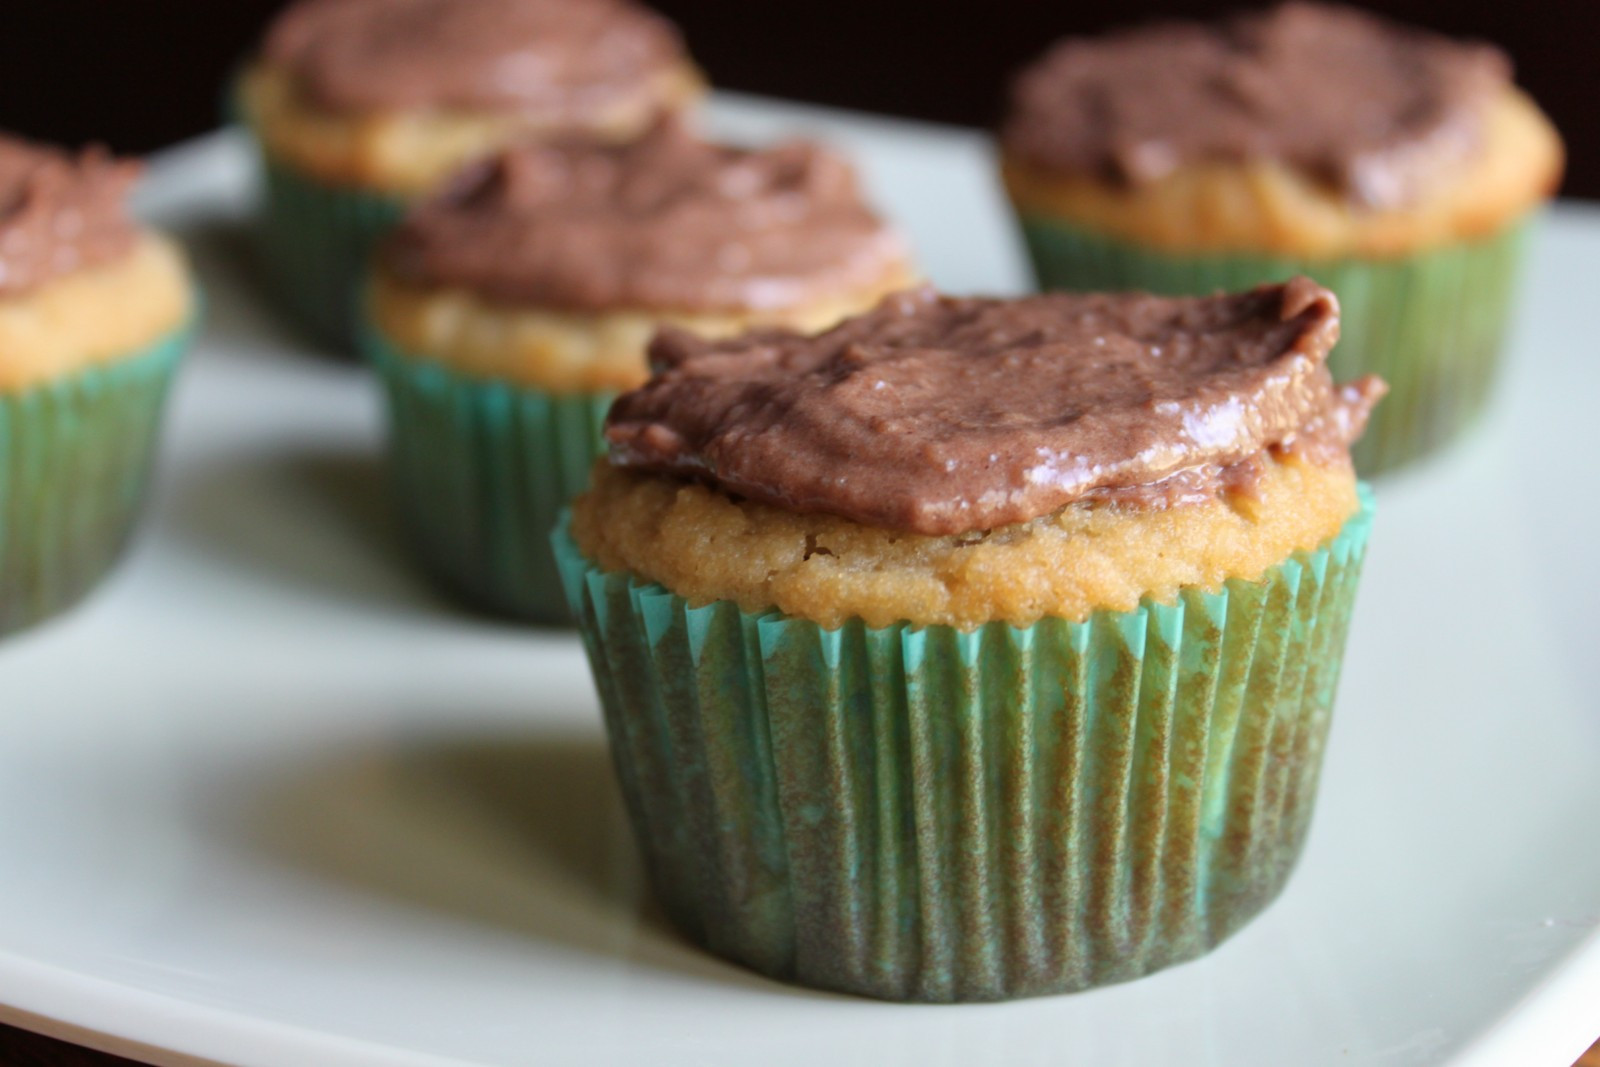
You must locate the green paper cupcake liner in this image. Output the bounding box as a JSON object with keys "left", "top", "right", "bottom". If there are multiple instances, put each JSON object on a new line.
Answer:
{"left": 365, "top": 328, "right": 614, "bottom": 624}
{"left": 552, "top": 488, "right": 1375, "bottom": 1001}
{"left": 0, "top": 320, "right": 193, "bottom": 636}
{"left": 1015, "top": 214, "right": 1531, "bottom": 475}
{"left": 255, "top": 153, "right": 407, "bottom": 352}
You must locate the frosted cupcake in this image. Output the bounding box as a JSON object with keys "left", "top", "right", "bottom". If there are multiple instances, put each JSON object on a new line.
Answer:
{"left": 0, "top": 136, "right": 196, "bottom": 635}
{"left": 364, "top": 120, "right": 917, "bottom": 623}
{"left": 556, "top": 279, "right": 1383, "bottom": 1001}
{"left": 1001, "top": 1, "right": 1561, "bottom": 473}
{"left": 236, "top": 0, "right": 703, "bottom": 348}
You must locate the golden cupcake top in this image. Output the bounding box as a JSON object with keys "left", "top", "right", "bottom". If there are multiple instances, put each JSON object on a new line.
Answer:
{"left": 0, "top": 134, "right": 141, "bottom": 298}
{"left": 379, "top": 119, "right": 910, "bottom": 314}
{"left": 1003, "top": 1, "right": 1511, "bottom": 209}
{"left": 262, "top": 0, "right": 694, "bottom": 125}
{"left": 605, "top": 280, "right": 1384, "bottom": 536}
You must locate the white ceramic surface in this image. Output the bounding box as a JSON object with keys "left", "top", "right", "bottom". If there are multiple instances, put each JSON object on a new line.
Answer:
{"left": 1, "top": 95, "right": 1598, "bottom": 1067}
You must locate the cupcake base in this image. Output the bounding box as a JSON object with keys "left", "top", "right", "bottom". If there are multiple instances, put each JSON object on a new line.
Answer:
{"left": 365, "top": 330, "right": 613, "bottom": 624}
{"left": 1015, "top": 214, "right": 1530, "bottom": 475}
{"left": 257, "top": 156, "right": 406, "bottom": 352}
{"left": 553, "top": 490, "right": 1374, "bottom": 1001}
{"left": 0, "top": 322, "right": 192, "bottom": 636}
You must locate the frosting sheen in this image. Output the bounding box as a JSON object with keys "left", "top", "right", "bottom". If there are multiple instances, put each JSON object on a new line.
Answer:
{"left": 606, "top": 280, "right": 1385, "bottom": 535}
{"left": 1003, "top": 1, "right": 1510, "bottom": 208}
{"left": 0, "top": 135, "right": 140, "bottom": 299}
{"left": 264, "top": 0, "right": 691, "bottom": 120}
{"left": 381, "top": 121, "right": 909, "bottom": 313}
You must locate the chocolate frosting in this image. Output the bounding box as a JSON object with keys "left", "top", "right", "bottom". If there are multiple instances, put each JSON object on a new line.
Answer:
{"left": 606, "top": 280, "right": 1384, "bottom": 535}
{"left": 1003, "top": 1, "right": 1510, "bottom": 208}
{"left": 381, "top": 121, "right": 908, "bottom": 313}
{"left": 263, "top": 0, "right": 692, "bottom": 121}
{"left": 0, "top": 135, "right": 141, "bottom": 299}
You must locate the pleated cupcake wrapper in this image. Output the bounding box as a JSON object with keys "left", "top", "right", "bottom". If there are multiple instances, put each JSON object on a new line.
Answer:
{"left": 1015, "top": 214, "right": 1531, "bottom": 475}
{"left": 256, "top": 154, "right": 407, "bottom": 352}
{"left": 0, "top": 321, "right": 192, "bottom": 636}
{"left": 365, "top": 329, "right": 613, "bottom": 624}
{"left": 552, "top": 489, "right": 1374, "bottom": 1001}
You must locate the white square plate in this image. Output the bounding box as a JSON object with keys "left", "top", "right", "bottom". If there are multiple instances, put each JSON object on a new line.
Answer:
{"left": 1, "top": 95, "right": 1597, "bottom": 1067}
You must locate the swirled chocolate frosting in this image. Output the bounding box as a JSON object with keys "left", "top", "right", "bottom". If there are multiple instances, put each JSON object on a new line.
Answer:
{"left": 381, "top": 120, "right": 908, "bottom": 312}
{"left": 606, "top": 280, "right": 1384, "bottom": 535}
{"left": 263, "top": 0, "right": 692, "bottom": 122}
{"left": 1003, "top": 1, "right": 1510, "bottom": 208}
{"left": 0, "top": 135, "right": 141, "bottom": 299}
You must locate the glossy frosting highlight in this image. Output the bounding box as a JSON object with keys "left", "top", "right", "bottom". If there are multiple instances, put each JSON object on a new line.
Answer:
{"left": 606, "top": 280, "right": 1384, "bottom": 535}
{"left": 0, "top": 135, "right": 141, "bottom": 299}
{"left": 381, "top": 120, "right": 909, "bottom": 313}
{"left": 1003, "top": 1, "right": 1510, "bottom": 208}
{"left": 264, "top": 0, "right": 691, "bottom": 122}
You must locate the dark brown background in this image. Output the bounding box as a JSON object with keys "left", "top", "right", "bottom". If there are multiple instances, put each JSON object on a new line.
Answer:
{"left": 2, "top": 0, "right": 1595, "bottom": 198}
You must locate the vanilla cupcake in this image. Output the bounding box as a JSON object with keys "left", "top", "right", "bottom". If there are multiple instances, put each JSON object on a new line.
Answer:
{"left": 1001, "top": 2, "right": 1561, "bottom": 473}
{"left": 557, "top": 280, "right": 1382, "bottom": 1001}
{"left": 236, "top": 0, "right": 703, "bottom": 348}
{"left": 363, "top": 121, "right": 917, "bottom": 622}
{"left": 0, "top": 136, "right": 196, "bottom": 635}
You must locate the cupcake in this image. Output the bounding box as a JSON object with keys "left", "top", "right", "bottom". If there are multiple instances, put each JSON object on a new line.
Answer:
{"left": 235, "top": 0, "right": 703, "bottom": 349}
{"left": 363, "top": 120, "right": 918, "bottom": 623}
{"left": 555, "top": 279, "right": 1383, "bottom": 1001}
{"left": 1000, "top": 1, "right": 1562, "bottom": 473}
{"left": 0, "top": 136, "right": 196, "bottom": 635}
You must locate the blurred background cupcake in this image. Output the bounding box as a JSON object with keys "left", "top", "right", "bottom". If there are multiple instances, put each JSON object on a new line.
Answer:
{"left": 1001, "top": 1, "right": 1562, "bottom": 474}
{"left": 556, "top": 279, "right": 1382, "bottom": 1000}
{"left": 0, "top": 135, "right": 197, "bottom": 636}
{"left": 363, "top": 119, "right": 917, "bottom": 623}
{"left": 235, "top": 0, "right": 704, "bottom": 351}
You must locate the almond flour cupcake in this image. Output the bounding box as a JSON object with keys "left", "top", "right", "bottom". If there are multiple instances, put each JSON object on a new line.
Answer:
{"left": 236, "top": 0, "right": 703, "bottom": 349}
{"left": 1001, "top": 2, "right": 1562, "bottom": 473}
{"left": 363, "top": 121, "right": 917, "bottom": 623}
{"left": 0, "top": 136, "right": 196, "bottom": 635}
{"left": 555, "top": 279, "right": 1383, "bottom": 1001}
